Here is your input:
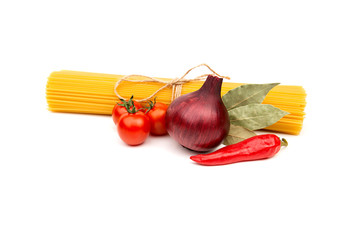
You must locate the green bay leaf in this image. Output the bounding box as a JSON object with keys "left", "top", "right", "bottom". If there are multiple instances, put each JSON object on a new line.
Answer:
{"left": 222, "top": 83, "right": 279, "bottom": 110}
{"left": 228, "top": 104, "right": 290, "bottom": 130}
{"left": 223, "top": 124, "right": 256, "bottom": 145}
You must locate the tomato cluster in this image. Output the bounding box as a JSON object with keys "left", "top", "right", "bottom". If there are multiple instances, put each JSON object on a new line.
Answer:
{"left": 112, "top": 97, "right": 168, "bottom": 146}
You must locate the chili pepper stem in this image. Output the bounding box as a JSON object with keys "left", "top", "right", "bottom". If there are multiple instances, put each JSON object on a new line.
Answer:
{"left": 280, "top": 138, "right": 288, "bottom": 147}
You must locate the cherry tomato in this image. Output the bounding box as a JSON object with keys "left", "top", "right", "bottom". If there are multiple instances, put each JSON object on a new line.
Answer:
{"left": 146, "top": 102, "right": 168, "bottom": 135}
{"left": 112, "top": 101, "right": 142, "bottom": 124}
{"left": 117, "top": 111, "right": 150, "bottom": 146}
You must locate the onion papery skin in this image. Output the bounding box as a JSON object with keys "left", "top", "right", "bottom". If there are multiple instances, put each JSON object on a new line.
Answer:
{"left": 165, "top": 75, "right": 230, "bottom": 152}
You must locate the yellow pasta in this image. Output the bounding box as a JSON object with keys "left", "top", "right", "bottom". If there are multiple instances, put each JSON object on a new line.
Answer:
{"left": 46, "top": 70, "right": 306, "bottom": 135}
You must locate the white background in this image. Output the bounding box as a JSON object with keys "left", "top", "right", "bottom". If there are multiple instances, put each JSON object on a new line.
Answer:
{"left": 1, "top": 0, "right": 359, "bottom": 239}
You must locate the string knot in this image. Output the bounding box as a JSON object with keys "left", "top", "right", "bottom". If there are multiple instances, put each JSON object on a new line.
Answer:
{"left": 114, "top": 63, "right": 230, "bottom": 103}
{"left": 168, "top": 77, "right": 180, "bottom": 85}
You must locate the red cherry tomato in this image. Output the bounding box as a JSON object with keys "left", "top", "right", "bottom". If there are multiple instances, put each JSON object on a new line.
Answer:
{"left": 146, "top": 102, "right": 168, "bottom": 135}
{"left": 112, "top": 101, "right": 142, "bottom": 124}
{"left": 117, "top": 111, "right": 150, "bottom": 146}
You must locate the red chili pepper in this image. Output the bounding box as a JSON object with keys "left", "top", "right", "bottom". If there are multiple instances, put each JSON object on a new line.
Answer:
{"left": 190, "top": 134, "right": 288, "bottom": 166}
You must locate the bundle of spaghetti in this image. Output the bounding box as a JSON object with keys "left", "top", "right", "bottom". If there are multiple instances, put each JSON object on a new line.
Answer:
{"left": 46, "top": 70, "right": 306, "bottom": 135}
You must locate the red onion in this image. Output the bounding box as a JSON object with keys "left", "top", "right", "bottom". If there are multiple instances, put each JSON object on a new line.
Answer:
{"left": 165, "top": 75, "right": 230, "bottom": 152}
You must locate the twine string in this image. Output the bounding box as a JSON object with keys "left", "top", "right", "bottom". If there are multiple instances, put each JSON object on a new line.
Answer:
{"left": 114, "top": 63, "right": 230, "bottom": 102}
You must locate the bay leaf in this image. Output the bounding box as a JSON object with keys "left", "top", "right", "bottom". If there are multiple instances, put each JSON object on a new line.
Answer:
{"left": 228, "top": 104, "right": 290, "bottom": 130}
{"left": 222, "top": 83, "right": 279, "bottom": 110}
{"left": 223, "top": 124, "right": 256, "bottom": 145}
